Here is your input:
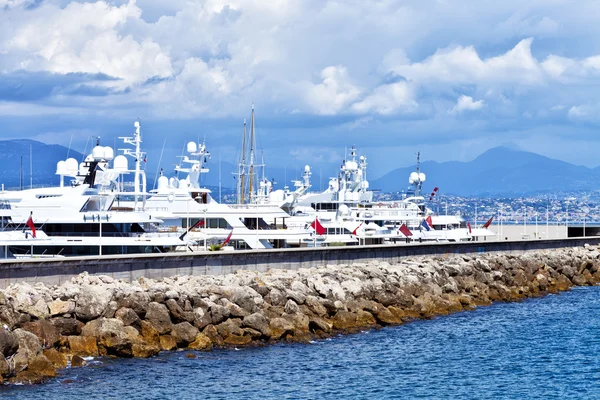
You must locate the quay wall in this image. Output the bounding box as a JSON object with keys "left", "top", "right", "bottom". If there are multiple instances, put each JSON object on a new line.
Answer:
{"left": 0, "top": 237, "right": 599, "bottom": 288}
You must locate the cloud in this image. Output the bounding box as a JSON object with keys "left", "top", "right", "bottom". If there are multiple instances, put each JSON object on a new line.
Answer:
{"left": 449, "top": 95, "right": 485, "bottom": 114}
{"left": 305, "top": 66, "right": 361, "bottom": 116}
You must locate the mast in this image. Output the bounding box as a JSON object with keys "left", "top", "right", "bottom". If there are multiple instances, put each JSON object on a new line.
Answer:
{"left": 238, "top": 119, "right": 247, "bottom": 204}
{"left": 416, "top": 151, "right": 421, "bottom": 197}
{"left": 248, "top": 105, "right": 255, "bottom": 202}
{"left": 29, "top": 144, "right": 32, "bottom": 189}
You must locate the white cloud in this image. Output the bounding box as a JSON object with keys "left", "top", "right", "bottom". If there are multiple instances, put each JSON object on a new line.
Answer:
{"left": 305, "top": 66, "right": 361, "bottom": 116}
{"left": 449, "top": 95, "right": 485, "bottom": 114}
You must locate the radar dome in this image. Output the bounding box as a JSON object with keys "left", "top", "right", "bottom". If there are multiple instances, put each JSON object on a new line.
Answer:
{"left": 157, "top": 175, "right": 169, "bottom": 190}
{"left": 65, "top": 158, "right": 78, "bottom": 175}
{"left": 113, "top": 155, "right": 128, "bottom": 172}
{"left": 134, "top": 121, "right": 140, "bottom": 128}
{"left": 409, "top": 172, "right": 419, "bottom": 184}
{"left": 187, "top": 142, "right": 198, "bottom": 153}
{"left": 103, "top": 147, "right": 114, "bottom": 161}
{"left": 92, "top": 146, "right": 105, "bottom": 161}
{"left": 304, "top": 165, "right": 310, "bottom": 173}
{"left": 338, "top": 204, "right": 350, "bottom": 216}
{"left": 55, "top": 160, "right": 67, "bottom": 175}
{"left": 419, "top": 172, "right": 426, "bottom": 182}
{"left": 346, "top": 161, "right": 358, "bottom": 171}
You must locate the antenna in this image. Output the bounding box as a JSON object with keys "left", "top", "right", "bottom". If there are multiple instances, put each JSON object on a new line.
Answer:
{"left": 29, "top": 143, "right": 32, "bottom": 189}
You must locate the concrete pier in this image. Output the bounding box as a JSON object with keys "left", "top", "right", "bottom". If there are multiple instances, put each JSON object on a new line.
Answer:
{"left": 0, "top": 237, "right": 598, "bottom": 288}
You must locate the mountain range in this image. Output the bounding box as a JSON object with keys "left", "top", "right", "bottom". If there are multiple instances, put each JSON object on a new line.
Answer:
{"left": 0, "top": 140, "right": 596, "bottom": 196}
{"left": 370, "top": 146, "right": 599, "bottom": 196}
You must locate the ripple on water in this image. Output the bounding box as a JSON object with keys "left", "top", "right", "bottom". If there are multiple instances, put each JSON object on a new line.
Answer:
{"left": 2, "top": 287, "right": 600, "bottom": 399}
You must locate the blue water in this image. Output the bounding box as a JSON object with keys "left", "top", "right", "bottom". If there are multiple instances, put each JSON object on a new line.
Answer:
{"left": 3, "top": 286, "right": 600, "bottom": 399}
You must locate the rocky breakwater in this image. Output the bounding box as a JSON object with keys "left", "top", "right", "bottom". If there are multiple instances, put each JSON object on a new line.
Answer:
{"left": 1, "top": 245, "right": 600, "bottom": 384}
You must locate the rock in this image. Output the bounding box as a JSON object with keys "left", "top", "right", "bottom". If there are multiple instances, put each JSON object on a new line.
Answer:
{"left": 81, "top": 318, "right": 133, "bottom": 357}
{"left": 75, "top": 285, "right": 113, "bottom": 321}
{"left": 189, "top": 333, "right": 213, "bottom": 351}
{"left": 165, "top": 299, "right": 195, "bottom": 323}
{"left": 220, "top": 299, "right": 249, "bottom": 318}
{"left": 117, "top": 292, "right": 151, "bottom": 317}
{"left": 0, "top": 353, "right": 9, "bottom": 377}
{"left": 12, "top": 329, "right": 42, "bottom": 373}
{"left": 192, "top": 308, "right": 213, "bottom": 331}
{"left": 42, "top": 348, "right": 68, "bottom": 369}
{"left": 308, "top": 317, "right": 332, "bottom": 334}
{"left": 284, "top": 299, "right": 300, "bottom": 315}
{"left": 26, "top": 354, "right": 56, "bottom": 378}
{"left": 375, "top": 308, "right": 403, "bottom": 325}
{"left": 50, "top": 317, "right": 84, "bottom": 336}
{"left": 243, "top": 313, "right": 271, "bottom": 337}
{"left": 102, "top": 301, "right": 118, "bottom": 318}
{"left": 159, "top": 335, "right": 177, "bottom": 351}
{"left": 224, "top": 334, "right": 252, "bottom": 346}
{"left": 356, "top": 310, "right": 377, "bottom": 326}
{"left": 115, "top": 307, "right": 142, "bottom": 331}
{"left": 24, "top": 299, "right": 49, "bottom": 320}
{"left": 305, "top": 296, "right": 327, "bottom": 317}
{"left": 285, "top": 290, "right": 306, "bottom": 305}
{"left": 269, "top": 318, "right": 294, "bottom": 339}
{"left": 209, "top": 304, "right": 231, "bottom": 325}
{"left": 0, "top": 329, "right": 19, "bottom": 358}
{"left": 132, "top": 344, "right": 160, "bottom": 358}
{"left": 268, "top": 288, "right": 286, "bottom": 307}
{"left": 229, "top": 286, "right": 262, "bottom": 313}
{"left": 71, "top": 354, "right": 87, "bottom": 367}
{"left": 68, "top": 336, "right": 98, "bottom": 356}
{"left": 145, "top": 302, "right": 173, "bottom": 335}
{"left": 48, "top": 299, "right": 75, "bottom": 316}
{"left": 171, "top": 322, "right": 199, "bottom": 346}
{"left": 216, "top": 319, "right": 244, "bottom": 338}
{"left": 331, "top": 311, "right": 358, "bottom": 330}
{"left": 185, "top": 353, "right": 196, "bottom": 359}
{"left": 21, "top": 320, "right": 60, "bottom": 348}
{"left": 141, "top": 320, "right": 160, "bottom": 346}
{"left": 0, "top": 304, "right": 20, "bottom": 330}
{"left": 202, "top": 325, "right": 224, "bottom": 347}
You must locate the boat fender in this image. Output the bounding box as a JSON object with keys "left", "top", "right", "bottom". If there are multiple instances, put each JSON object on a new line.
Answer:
{"left": 168, "top": 192, "right": 175, "bottom": 202}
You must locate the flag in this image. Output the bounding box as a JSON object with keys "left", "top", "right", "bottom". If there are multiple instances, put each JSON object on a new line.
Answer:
{"left": 467, "top": 221, "right": 472, "bottom": 234}
{"left": 482, "top": 216, "right": 494, "bottom": 229}
{"left": 222, "top": 230, "right": 233, "bottom": 246}
{"left": 311, "top": 218, "right": 326, "bottom": 235}
{"left": 426, "top": 215, "right": 433, "bottom": 227}
{"left": 399, "top": 223, "right": 412, "bottom": 237}
{"left": 351, "top": 222, "right": 363, "bottom": 236}
{"left": 421, "top": 219, "right": 431, "bottom": 231}
{"left": 26, "top": 214, "right": 36, "bottom": 238}
{"left": 192, "top": 220, "right": 205, "bottom": 229}
{"left": 143, "top": 155, "right": 147, "bottom": 163}
{"left": 429, "top": 187, "right": 439, "bottom": 201}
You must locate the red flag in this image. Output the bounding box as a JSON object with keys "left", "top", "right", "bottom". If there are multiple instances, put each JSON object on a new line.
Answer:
{"left": 192, "top": 220, "right": 205, "bottom": 229}
{"left": 352, "top": 222, "right": 363, "bottom": 236}
{"left": 482, "top": 216, "right": 494, "bottom": 229}
{"left": 426, "top": 215, "right": 433, "bottom": 227}
{"left": 26, "top": 215, "right": 36, "bottom": 238}
{"left": 467, "top": 221, "right": 472, "bottom": 234}
{"left": 222, "top": 230, "right": 233, "bottom": 246}
{"left": 399, "top": 223, "right": 412, "bottom": 237}
{"left": 311, "top": 218, "right": 326, "bottom": 235}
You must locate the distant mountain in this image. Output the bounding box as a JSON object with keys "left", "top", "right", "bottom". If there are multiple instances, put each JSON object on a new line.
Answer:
{"left": 371, "top": 147, "right": 600, "bottom": 196}
{"left": 0, "top": 139, "right": 83, "bottom": 189}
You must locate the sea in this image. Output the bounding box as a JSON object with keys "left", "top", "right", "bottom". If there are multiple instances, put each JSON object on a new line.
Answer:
{"left": 2, "top": 286, "right": 600, "bottom": 399}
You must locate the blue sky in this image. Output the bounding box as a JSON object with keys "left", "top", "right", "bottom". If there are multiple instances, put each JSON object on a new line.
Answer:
{"left": 1, "top": 0, "right": 600, "bottom": 181}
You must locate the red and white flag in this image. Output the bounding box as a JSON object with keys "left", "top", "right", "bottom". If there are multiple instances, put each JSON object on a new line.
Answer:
{"left": 26, "top": 214, "right": 36, "bottom": 238}
{"left": 311, "top": 218, "right": 326, "bottom": 235}
{"left": 399, "top": 223, "right": 412, "bottom": 237}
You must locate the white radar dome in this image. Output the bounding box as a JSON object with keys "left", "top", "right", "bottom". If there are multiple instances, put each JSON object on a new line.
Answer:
{"left": 134, "top": 121, "right": 140, "bottom": 128}
{"left": 65, "top": 158, "right": 78, "bottom": 175}
{"left": 304, "top": 165, "right": 310, "bottom": 173}
{"left": 157, "top": 175, "right": 169, "bottom": 190}
{"left": 103, "top": 146, "right": 114, "bottom": 161}
{"left": 409, "top": 172, "right": 419, "bottom": 184}
{"left": 419, "top": 173, "right": 426, "bottom": 182}
{"left": 346, "top": 161, "right": 358, "bottom": 171}
{"left": 187, "top": 142, "right": 198, "bottom": 153}
{"left": 113, "top": 155, "right": 128, "bottom": 172}
{"left": 338, "top": 204, "right": 350, "bottom": 216}
{"left": 92, "top": 146, "right": 105, "bottom": 161}
{"left": 55, "top": 160, "right": 67, "bottom": 175}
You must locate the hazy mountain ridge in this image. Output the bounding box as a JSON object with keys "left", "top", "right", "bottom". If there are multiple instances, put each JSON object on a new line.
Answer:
{"left": 371, "top": 147, "right": 598, "bottom": 196}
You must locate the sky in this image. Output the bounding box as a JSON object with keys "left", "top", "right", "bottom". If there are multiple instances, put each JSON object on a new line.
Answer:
{"left": 2, "top": 0, "right": 600, "bottom": 182}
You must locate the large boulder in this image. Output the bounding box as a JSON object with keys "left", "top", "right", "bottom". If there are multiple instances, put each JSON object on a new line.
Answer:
{"left": 165, "top": 299, "right": 195, "bottom": 323}
{"left": 67, "top": 336, "right": 98, "bottom": 356}
{"left": 50, "top": 317, "right": 84, "bottom": 336}
{"left": 171, "top": 322, "right": 199, "bottom": 346}
{"left": 75, "top": 285, "right": 113, "bottom": 321}
{"left": 117, "top": 291, "right": 151, "bottom": 317}
{"left": 21, "top": 320, "right": 60, "bottom": 348}
{"left": 12, "top": 329, "right": 42, "bottom": 373}
{"left": 115, "top": 307, "right": 142, "bottom": 331}
{"left": 216, "top": 319, "right": 244, "bottom": 339}
{"left": 188, "top": 333, "right": 213, "bottom": 351}
{"left": 269, "top": 318, "right": 294, "bottom": 339}
{"left": 42, "top": 348, "right": 68, "bottom": 369}
{"left": 0, "top": 329, "right": 19, "bottom": 358}
{"left": 145, "top": 302, "right": 173, "bottom": 335}
{"left": 81, "top": 318, "right": 133, "bottom": 357}
{"left": 48, "top": 299, "right": 75, "bottom": 316}
{"left": 242, "top": 313, "right": 271, "bottom": 337}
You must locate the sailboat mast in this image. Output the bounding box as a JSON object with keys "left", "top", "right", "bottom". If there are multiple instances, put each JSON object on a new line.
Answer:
{"left": 239, "top": 119, "right": 247, "bottom": 204}
{"left": 248, "top": 105, "right": 255, "bottom": 202}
